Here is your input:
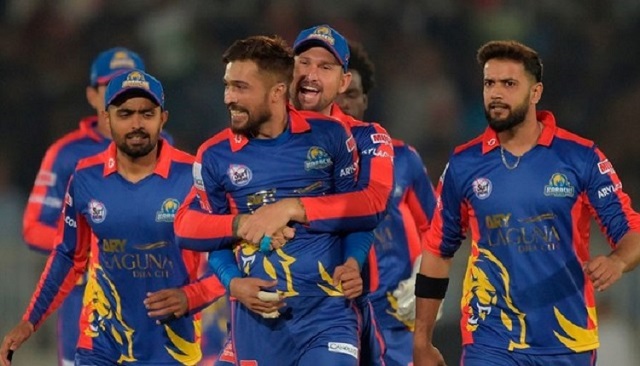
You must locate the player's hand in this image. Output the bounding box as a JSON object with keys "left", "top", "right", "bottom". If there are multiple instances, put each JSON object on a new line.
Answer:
{"left": 229, "top": 278, "right": 285, "bottom": 317}
{"left": 583, "top": 254, "right": 626, "bottom": 292}
{"left": 333, "top": 258, "right": 363, "bottom": 299}
{"left": 1, "top": 320, "right": 34, "bottom": 366}
{"left": 144, "top": 288, "right": 189, "bottom": 324}
{"left": 269, "top": 226, "right": 296, "bottom": 250}
{"left": 238, "top": 199, "right": 302, "bottom": 244}
{"left": 413, "top": 342, "right": 446, "bottom": 366}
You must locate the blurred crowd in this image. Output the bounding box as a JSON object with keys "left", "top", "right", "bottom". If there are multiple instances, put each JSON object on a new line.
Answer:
{"left": 1, "top": 0, "right": 640, "bottom": 364}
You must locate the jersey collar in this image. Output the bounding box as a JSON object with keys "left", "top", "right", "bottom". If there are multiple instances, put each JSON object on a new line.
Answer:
{"left": 103, "top": 138, "right": 172, "bottom": 179}
{"left": 228, "top": 103, "right": 311, "bottom": 152}
{"left": 481, "top": 110, "right": 557, "bottom": 154}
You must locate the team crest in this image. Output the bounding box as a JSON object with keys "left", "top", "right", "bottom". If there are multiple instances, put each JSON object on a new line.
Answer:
{"left": 472, "top": 178, "right": 492, "bottom": 200}
{"left": 307, "top": 26, "right": 336, "bottom": 45}
{"left": 88, "top": 199, "right": 107, "bottom": 223}
{"left": 227, "top": 164, "right": 252, "bottom": 186}
{"left": 156, "top": 198, "right": 180, "bottom": 222}
{"left": 110, "top": 51, "right": 137, "bottom": 69}
{"left": 544, "top": 173, "right": 575, "bottom": 197}
{"left": 121, "top": 71, "right": 150, "bottom": 90}
{"left": 304, "top": 147, "right": 333, "bottom": 170}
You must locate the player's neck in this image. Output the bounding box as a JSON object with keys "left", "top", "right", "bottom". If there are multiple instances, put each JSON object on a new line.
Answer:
{"left": 116, "top": 146, "right": 158, "bottom": 183}
{"left": 95, "top": 117, "right": 113, "bottom": 139}
{"left": 256, "top": 104, "right": 288, "bottom": 139}
{"left": 499, "top": 118, "right": 543, "bottom": 157}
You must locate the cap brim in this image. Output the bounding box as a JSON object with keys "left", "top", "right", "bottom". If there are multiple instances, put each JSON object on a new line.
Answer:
{"left": 294, "top": 39, "right": 346, "bottom": 70}
{"left": 106, "top": 88, "right": 162, "bottom": 109}
{"left": 94, "top": 69, "right": 132, "bottom": 86}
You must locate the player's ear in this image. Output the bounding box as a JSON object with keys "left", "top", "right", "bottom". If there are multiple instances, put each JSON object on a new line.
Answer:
{"left": 86, "top": 85, "right": 100, "bottom": 109}
{"left": 101, "top": 109, "right": 111, "bottom": 126}
{"left": 271, "top": 82, "right": 287, "bottom": 102}
{"left": 338, "top": 71, "right": 352, "bottom": 94}
{"left": 531, "top": 82, "right": 543, "bottom": 105}
{"left": 160, "top": 110, "right": 169, "bottom": 130}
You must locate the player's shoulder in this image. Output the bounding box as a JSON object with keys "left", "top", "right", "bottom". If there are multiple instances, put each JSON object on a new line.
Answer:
{"left": 197, "top": 129, "right": 233, "bottom": 156}
{"left": 553, "top": 127, "right": 595, "bottom": 149}
{"left": 300, "top": 110, "right": 349, "bottom": 131}
{"left": 452, "top": 134, "right": 484, "bottom": 156}
{"left": 167, "top": 144, "right": 195, "bottom": 165}
{"left": 392, "top": 138, "right": 418, "bottom": 154}
{"left": 45, "top": 126, "right": 94, "bottom": 158}
{"left": 75, "top": 150, "right": 106, "bottom": 173}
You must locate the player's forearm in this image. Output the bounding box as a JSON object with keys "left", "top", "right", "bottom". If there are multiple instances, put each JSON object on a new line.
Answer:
{"left": 23, "top": 251, "right": 84, "bottom": 330}
{"left": 611, "top": 230, "right": 640, "bottom": 272}
{"left": 208, "top": 249, "right": 243, "bottom": 291}
{"left": 182, "top": 274, "right": 226, "bottom": 313}
{"left": 342, "top": 231, "right": 373, "bottom": 269}
{"left": 414, "top": 297, "right": 443, "bottom": 345}
{"left": 174, "top": 208, "right": 237, "bottom": 251}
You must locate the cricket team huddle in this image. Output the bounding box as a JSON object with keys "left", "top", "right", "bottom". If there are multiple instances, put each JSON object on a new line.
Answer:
{"left": 2, "top": 23, "right": 640, "bottom": 366}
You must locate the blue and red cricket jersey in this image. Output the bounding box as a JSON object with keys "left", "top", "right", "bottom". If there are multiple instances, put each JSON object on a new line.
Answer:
{"left": 176, "top": 106, "right": 374, "bottom": 293}
{"left": 176, "top": 105, "right": 384, "bottom": 365}
{"left": 368, "top": 140, "right": 436, "bottom": 329}
{"left": 22, "top": 117, "right": 174, "bottom": 363}
{"left": 23, "top": 140, "right": 222, "bottom": 365}
{"left": 425, "top": 111, "right": 640, "bottom": 354}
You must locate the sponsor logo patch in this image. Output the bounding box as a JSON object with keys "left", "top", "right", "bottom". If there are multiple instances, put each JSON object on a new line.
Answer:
{"left": 35, "top": 170, "right": 57, "bottom": 187}
{"left": 370, "top": 133, "right": 391, "bottom": 145}
{"left": 597, "top": 182, "right": 622, "bottom": 199}
{"left": 227, "top": 164, "right": 252, "bottom": 186}
{"left": 346, "top": 135, "right": 356, "bottom": 152}
{"left": 327, "top": 342, "right": 358, "bottom": 359}
{"left": 472, "top": 177, "right": 492, "bottom": 200}
{"left": 88, "top": 199, "right": 107, "bottom": 223}
{"left": 64, "top": 215, "right": 77, "bottom": 228}
{"left": 193, "top": 162, "right": 205, "bottom": 190}
{"left": 597, "top": 159, "right": 615, "bottom": 175}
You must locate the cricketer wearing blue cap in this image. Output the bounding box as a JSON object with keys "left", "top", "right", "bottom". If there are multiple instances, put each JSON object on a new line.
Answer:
{"left": 293, "top": 24, "right": 350, "bottom": 73}
{"left": 2, "top": 69, "right": 223, "bottom": 365}
{"left": 20, "top": 47, "right": 174, "bottom": 366}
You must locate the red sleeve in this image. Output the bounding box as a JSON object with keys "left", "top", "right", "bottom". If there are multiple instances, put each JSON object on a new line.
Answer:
{"left": 180, "top": 250, "right": 226, "bottom": 312}
{"left": 300, "top": 122, "right": 394, "bottom": 231}
{"left": 174, "top": 187, "right": 236, "bottom": 251}
{"left": 23, "top": 143, "right": 68, "bottom": 252}
{"left": 23, "top": 184, "right": 92, "bottom": 329}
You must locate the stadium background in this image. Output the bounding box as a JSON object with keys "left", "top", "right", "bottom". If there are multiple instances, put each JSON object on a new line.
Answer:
{"left": 0, "top": 1, "right": 639, "bottom": 364}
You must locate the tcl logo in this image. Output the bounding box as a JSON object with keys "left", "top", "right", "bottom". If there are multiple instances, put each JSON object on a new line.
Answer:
{"left": 65, "top": 215, "right": 77, "bottom": 228}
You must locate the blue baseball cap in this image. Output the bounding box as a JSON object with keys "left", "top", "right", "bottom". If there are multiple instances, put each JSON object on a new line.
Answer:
{"left": 293, "top": 25, "right": 350, "bottom": 72}
{"left": 104, "top": 70, "right": 164, "bottom": 110}
{"left": 90, "top": 47, "right": 145, "bottom": 86}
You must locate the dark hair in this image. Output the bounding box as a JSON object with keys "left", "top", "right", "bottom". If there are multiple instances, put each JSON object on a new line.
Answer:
{"left": 476, "top": 40, "right": 543, "bottom": 82}
{"left": 222, "top": 35, "right": 294, "bottom": 87}
{"left": 347, "top": 40, "right": 376, "bottom": 95}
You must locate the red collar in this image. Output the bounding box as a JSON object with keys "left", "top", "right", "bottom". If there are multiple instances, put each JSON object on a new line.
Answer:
{"left": 228, "top": 104, "right": 311, "bottom": 152}
{"left": 102, "top": 139, "right": 172, "bottom": 179}
{"left": 481, "top": 110, "right": 557, "bottom": 154}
